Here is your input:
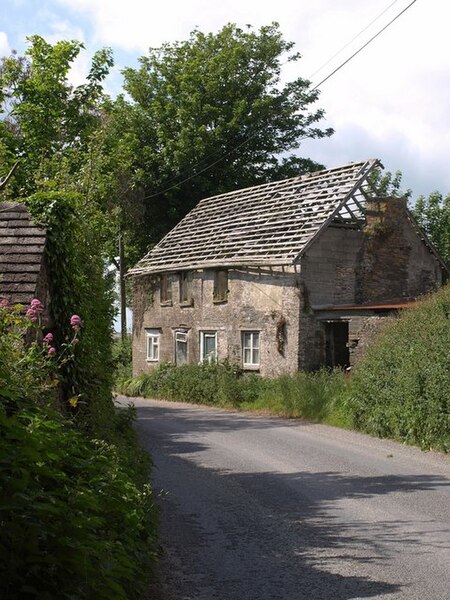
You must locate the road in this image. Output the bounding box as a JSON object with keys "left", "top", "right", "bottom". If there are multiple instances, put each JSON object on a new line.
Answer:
{"left": 127, "top": 396, "right": 450, "bottom": 600}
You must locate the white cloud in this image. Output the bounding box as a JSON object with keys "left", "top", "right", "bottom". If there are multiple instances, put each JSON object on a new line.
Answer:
{"left": 0, "top": 32, "right": 11, "bottom": 56}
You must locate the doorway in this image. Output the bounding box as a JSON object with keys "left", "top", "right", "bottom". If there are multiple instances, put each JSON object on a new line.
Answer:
{"left": 324, "top": 321, "right": 350, "bottom": 369}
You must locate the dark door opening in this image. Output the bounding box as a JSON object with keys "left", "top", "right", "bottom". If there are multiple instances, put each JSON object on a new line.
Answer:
{"left": 325, "top": 321, "right": 350, "bottom": 369}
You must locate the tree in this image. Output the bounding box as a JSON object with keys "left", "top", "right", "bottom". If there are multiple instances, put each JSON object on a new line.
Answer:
{"left": 118, "top": 22, "right": 333, "bottom": 252}
{"left": 413, "top": 191, "right": 450, "bottom": 266}
{"left": 0, "top": 35, "right": 113, "bottom": 197}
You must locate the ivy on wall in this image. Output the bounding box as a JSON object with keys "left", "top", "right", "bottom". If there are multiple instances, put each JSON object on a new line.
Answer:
{"left": 25, "top": 192, "right": 115, "bottom": 429}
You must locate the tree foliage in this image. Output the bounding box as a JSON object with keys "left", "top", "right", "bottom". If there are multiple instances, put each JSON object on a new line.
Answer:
{"left": 412, "top": 191, "right": 450, "bottom": 266}
{"left": 0, "top": 35, "right": 113, "bottom": 197}
{"left": 118, "top": 22, "right": 333, "bottom": 251}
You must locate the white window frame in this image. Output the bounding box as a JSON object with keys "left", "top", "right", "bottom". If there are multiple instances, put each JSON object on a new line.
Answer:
{"left": 146, "top": 329, "right": 160, "bottom": 362}
{"left": 175, "top": 331, "right": 189, "bottom": 365}
{"left": 200, "top": 331, "right": 217, "bottom": 363}
{"left": 241, "top": 331, "right": 260, "bottom": 369}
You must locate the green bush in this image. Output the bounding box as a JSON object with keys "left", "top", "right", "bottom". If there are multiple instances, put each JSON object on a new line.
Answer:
{"left": 112, "top": 335, "right": 133, "bottom": 388}
{"left": 349, "top": 284, "right": 450, "bottom": 451}
{"left": 0, "top": 304, "right": 157, "bottom": 598}
{"left": 121, "top": 362, "right": 349, "bottom": 425}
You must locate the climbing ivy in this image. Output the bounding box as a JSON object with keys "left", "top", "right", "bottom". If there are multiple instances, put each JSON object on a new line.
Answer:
{"left": 25, "top": 191, "right": 115, "bottom": 430}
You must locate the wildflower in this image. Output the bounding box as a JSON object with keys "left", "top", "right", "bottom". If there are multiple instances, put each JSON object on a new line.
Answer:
{"left": 70, "top": 314, "right": 82, "bottom": 330}
{"left": 30, "top": 299, "right": 44, "bottom": 313}
{"left": 43, "top": 332, "right": 54, "bottom": 344}
{"left": 0, "top": 298, "right": 9, "bottom": 308}
{"left": 48, "top": 346, "right": 56, "bottom": 356}
{"left": 25, "top": 307, "right": 38, "bottom": 322}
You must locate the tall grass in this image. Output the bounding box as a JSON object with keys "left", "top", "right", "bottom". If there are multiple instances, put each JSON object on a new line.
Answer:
{"left": 119, "top": 362, "right": 350, "bottom": 426}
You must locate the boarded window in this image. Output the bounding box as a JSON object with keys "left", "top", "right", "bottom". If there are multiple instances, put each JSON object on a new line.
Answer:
{"left": 160, "top": 274, "right": 172, "bottom": 304}
{"left": 241, "top": 331, "right": 260, "bottom": 368}
{"left": 179, "top": 272, "right": 193, "bottom": 305}
{"left": 213, "top": 270, "right": 228, "bottom": 303}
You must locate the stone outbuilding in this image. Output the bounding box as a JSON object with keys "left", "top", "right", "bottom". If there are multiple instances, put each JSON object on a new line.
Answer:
{"left": 0, "top": 201, "right": 49, "bottom": 309}
{"left": 129, "top": 159, "right": 448, "bottom": 377}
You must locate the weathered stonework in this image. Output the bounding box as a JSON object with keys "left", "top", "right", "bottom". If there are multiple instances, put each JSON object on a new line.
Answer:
{"left": 130, "top": 161, "right": 448, "bottom": 378}
{"left": 132, "top": 267, "right": 301, "bottom": 377}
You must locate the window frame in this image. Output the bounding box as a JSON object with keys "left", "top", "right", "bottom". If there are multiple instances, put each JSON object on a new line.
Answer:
{"left": 200, "top": 330, "right": 217, "bottom": 363}
{"left": 241, "top": 331, "right": 260, "bottom": 369}
{"left": 146, "top": 329, "right": 160, "bottom": 362}
{"left": 175, "top": 330, "right": 189, "bottom": 365}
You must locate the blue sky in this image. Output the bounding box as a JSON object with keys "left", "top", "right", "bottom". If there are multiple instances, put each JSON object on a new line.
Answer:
{"left": 2, "top": 0, "right": 450, "bottom": 198}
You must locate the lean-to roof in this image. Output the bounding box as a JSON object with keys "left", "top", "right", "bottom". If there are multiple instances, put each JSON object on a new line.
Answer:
{"left": 130, "top": 159, "right": 380, "bottom": 275}
{"left": 0, "top": 202, "right": 46, "bottom": 305}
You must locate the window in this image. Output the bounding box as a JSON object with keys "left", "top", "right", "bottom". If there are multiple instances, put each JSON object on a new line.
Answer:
{"left": 179, "top": 271, "right": 193, "bottom": 305}
{"left": 213, "top": 270, "right": 228, "bottom": 303}
{"left": 200, "top": 331, "right": 217, "bottom": 363}
{"left": 160, "top": 274, "right": 172, "bottom": 304}
{"left": 146, "top": 329, "right": 160, "bottom": 361}
{"left": 242, "top": 331, "right": 260, "bottom": 368}
{"left": 175, "top": 331, "right": 188, "bottom": 365}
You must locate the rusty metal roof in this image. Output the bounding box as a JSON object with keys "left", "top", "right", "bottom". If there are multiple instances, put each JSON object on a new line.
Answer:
{"left": 129, "top": 159, "right": 380, "bottom": 275}
{"left": 0, "top": 202, "right": 46, "bottom": 305}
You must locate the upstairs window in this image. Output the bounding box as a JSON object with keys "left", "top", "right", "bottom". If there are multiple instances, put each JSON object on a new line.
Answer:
{"left": 146, "top": 329, "right": 160, "bottom": 362}
{"left": 160, "top": 274, "right": 172, "bottom": 304}
{"left": 213, "top": 270, "right": 228, "bottom": 303}
{"left": 179, "top": 271, "right": 193, "bottom": 305}
{"left": 242, "top": 331, "right": 260, "bottom": 369}
{"left": 200, "top": 331, "right": 217, "bottom": 363}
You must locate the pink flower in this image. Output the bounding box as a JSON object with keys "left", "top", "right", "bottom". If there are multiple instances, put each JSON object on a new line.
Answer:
{"left": 47, "top": 346, "right": 56, "bottom": 356}
{"left": 30, "top": 299, "right": 44, "bottom": 313}
{"left": 70, "top": 314, "right": 82, "bottom": 328}
{"left": 26, "top": 307, "right": 38, "bottom": 322}
{"left": 43, "top": 333, "right": 54, "bottom": 344}
{"left": 0, "top": 298, "right": 9, "bottom": 308}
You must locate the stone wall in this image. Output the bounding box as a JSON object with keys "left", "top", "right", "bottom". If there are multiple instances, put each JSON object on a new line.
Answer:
{"left": 132, "top": 266, "right": 301, "bottom": 378}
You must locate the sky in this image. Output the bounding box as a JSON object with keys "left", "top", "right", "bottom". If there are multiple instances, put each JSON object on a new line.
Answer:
{"left": 1, "top": 0, "right": 449, "bottom": 198}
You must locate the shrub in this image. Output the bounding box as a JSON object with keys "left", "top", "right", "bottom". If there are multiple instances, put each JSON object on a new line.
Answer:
{"left": 349, "top": 284, "right": 450, "bottom": 451}
{"left": 120, "top": 361, "right": 349, "bottom": 425}
{"left": 0, "top": 303, "right": 157, "bottom": 598}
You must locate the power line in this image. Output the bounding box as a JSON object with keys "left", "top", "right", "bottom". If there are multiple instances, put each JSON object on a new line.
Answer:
{"left": 141, "top": 0, "right": 419, "bottom": 201}
{"left": 312, "top": 0, "right": 418, "bottom": 90}
{"left": 308, "top": 0, "right": 400, "bottom": 80}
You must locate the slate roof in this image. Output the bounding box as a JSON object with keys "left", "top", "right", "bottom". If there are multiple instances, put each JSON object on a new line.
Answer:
{"left": 0, "top": 202, "right": 47, "bottom": 305}
{"left": 130, "top": 159, "right": 380, "bottom": 275}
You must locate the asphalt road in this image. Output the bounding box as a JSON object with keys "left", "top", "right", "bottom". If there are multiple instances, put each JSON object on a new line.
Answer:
{"left": 126, "top": 396, "right": 450, "bottom": 600}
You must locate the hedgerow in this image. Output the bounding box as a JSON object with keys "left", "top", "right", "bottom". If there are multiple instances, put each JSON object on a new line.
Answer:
{"left": 0, "top": 303, "right": 157, "bottom": 598}
{"left": 118, "top": 361, "right": 349, "bottom": 425}
{"left": 1, "top": 192, "right": 158, "bottom": 598}
{"left": 349, "top": 284, "right": 450, "bottom": 452}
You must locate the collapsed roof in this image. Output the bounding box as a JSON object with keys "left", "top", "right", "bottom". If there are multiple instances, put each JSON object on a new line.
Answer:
{"left": 130, "top": 159, "right": 383, "bottom": 275}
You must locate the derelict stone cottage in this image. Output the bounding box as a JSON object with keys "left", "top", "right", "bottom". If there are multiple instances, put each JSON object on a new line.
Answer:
{"left": 0, "top": 202, "right": 49, "bottom": 310}
{"left": 129, "top": 159, "right": 447, "bottom": 377}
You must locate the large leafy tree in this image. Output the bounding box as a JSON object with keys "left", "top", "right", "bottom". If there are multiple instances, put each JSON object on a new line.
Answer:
{"left": 0, "top": 35, "right": 113, "bottom": 197}
{"left": 118, "top": 23, "right": 333, "bottom": 251}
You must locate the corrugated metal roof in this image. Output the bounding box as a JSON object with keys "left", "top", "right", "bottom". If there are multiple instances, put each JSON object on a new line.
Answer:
{"left": 129, "top": 159, "right": 380, "bottom": 275}
{"left": 0, "top": 202, "right": 46, "bottom": 305}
